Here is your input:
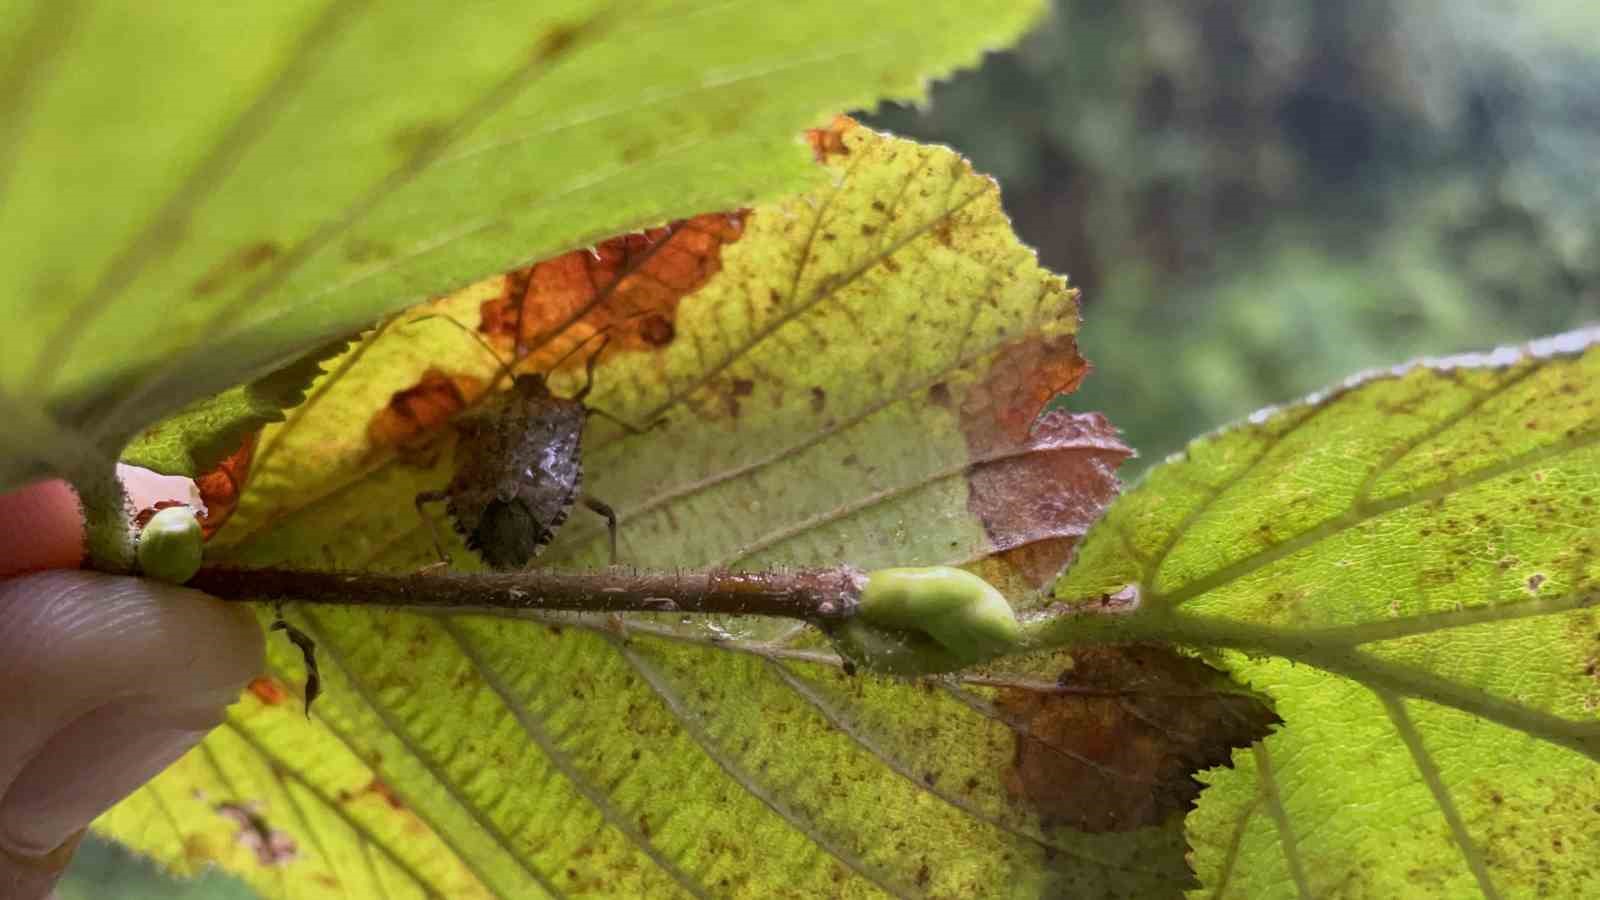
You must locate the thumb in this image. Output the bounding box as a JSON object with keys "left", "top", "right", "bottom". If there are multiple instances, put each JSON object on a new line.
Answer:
{"left": 0, "top": 482, "right": 263, "bottom": 897}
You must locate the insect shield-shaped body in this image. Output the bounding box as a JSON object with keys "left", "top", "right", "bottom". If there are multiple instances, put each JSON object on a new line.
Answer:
{"left": 414, "top": 324, "right": 620, "bottom": 570}
{"left": 441, "top": 373, "right": 606, "bottom": 568}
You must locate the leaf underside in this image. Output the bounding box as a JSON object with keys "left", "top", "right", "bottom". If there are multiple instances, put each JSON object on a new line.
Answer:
{"left": 0, "top": 0, "right": 1045, "bottom": 492}
{"left": 1052, "top": 328, "right": 1600, "bottom": 898}
{"left": 93, "top": 126, "right": 1213, "bottom": 899}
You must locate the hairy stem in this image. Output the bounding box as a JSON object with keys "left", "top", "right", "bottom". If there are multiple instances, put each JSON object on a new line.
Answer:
{"left": 75, "top": 465, "right": 136, "bottom": 574}
{"left": 190, "top": 564, "right": 867, "bottom": 621}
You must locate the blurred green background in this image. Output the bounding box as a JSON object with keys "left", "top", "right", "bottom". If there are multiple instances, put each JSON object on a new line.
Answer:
{"left": 870, "top": 0, "right": 1597, "bottom": 476}
{"left": 64, "top": 0, "right": 1597, "bottom": 895}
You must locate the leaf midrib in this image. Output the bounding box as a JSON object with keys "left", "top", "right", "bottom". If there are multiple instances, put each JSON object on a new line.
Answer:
{"left": 1151, "top": 407, "right": 1597, "bottom": 609}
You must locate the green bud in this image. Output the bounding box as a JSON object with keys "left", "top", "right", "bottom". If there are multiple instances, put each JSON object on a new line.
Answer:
{"left": 137, "top": 506, "right": 204, "bottom": 584}
{"left": 829, "top": 566, "right": 1020, "bottom": 676}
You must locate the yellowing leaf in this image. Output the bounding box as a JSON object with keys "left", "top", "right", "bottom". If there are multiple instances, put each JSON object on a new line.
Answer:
{"left": 1048, "top": 329, "right": 1600, "bottom": 897}
{"left": 1, "top": 0, "right": 1047, "bottom": 493}
{"left": 95, "top": 127, "right": 1199, "bottom": 898}
{"left": 120, "top": 339, "right": 345, "bottom": 478}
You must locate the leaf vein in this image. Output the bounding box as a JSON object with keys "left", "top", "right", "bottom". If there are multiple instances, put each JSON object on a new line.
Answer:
{"left": 1352, "top": 364, "right": 1542, "bottom": 510}
{"left": 298, "top": 611, "right": 568, "bottom": 898}
{"left": 763, "top": 658, "right": 1176, "bottom": 881}
{"left": 608, "top": 634, "right": 918, "bottom": 899}
{"left": 34, "top": 0, "right": 370, "bottom": 396}
{"left": 1155, "top": 425, "right": 1600, "bottom": 606}
{"left": 1206, "top": 795, "right": 1258, "bottom": 899}
{"left": 219, "top": 718, "right": 442, "bottom": 898}
{"left": 443, "top": 621, "right": 710, "bottom": 900}
{"left": 1252, "top": 743, "right": 1312, "bottom": 899}
{"left": 1141, "top": 402, "right": 1339, "bottom": 597}
{"left": 545, "top": 318, "right": 1078, "bottom": 562}
{"left": 1376, "top": 691, "right": 1502, "bottom": 899}
{"left": 630, "top": 178, "right": 988, "bottom": 428}
{"left": 87, "top": 9, "right": 611, "bottom": 449}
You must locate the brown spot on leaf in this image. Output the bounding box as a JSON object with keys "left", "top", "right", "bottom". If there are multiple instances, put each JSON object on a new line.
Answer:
{"left": 479, "top": 211, "right": 746, "bottom": 371}
{"left": 536, "top": 22, "right": 584, "bottom": 60}
{"left": 353, "top": 777, "right": 406, "bottom": 810}
{"left": 958, "top": 333, "right": 1120, "bottom": 590}
{"left": 638, "top": 314, "right": 675, "bottom": 346}
{"left": 997, "top": 645, "right": 1278, "bottom": 832}
{"left": 810, "top": 386, "right": 827, "bottom": 414}
{"left": 192, "top": 242, "right": 279, "bottom": 296}
{"left": 390, "top": 119, "right": 450, "bottom": 159}
{"left": 215, "top": 802, "right": 297, "bottom": 866}
{"left": 806, "top": 115, "right": 856, "bottom": 162}
{"left": 366, "top": 368, "right": 487, "bottom": 460}
{"left": 195, "top": 433, "right": 257, "bottom": 539}
{"left": 247, "top": 676, "right": 288, "bottom": 706}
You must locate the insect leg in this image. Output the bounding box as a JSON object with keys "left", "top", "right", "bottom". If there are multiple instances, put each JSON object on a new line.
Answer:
{"left": 569, "top": 334, "right": 611, "bottom": 403}
{"left": 269, "top": 604, "right": 321, "bottom": 717}
{"left": 585, "top": 405, "right": 663, "bottom": 435}
{"left": 563, "top": 332, "right": 661, "bottom": 433}
{"left": 581, "top": 494, "right": 618, "bottom": 564}
{"left": 414, "top": 489, "right": 454, "bottom": 566}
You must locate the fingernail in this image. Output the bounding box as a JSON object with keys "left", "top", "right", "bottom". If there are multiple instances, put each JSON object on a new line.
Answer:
{"left": 0, "top": 703, "right": 219, "bottom": 857}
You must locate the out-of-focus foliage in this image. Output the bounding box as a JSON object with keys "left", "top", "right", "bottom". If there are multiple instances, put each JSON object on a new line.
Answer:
{"left": 56, "top": 838, "right": 253, "bottom": 900}
{"left": 869, "top": 0, "right": 1599, "bottom": 472}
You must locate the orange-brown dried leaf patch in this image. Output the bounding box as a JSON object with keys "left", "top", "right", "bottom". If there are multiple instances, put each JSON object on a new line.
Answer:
{"left": 366, "top": 368, "right": 488, "bottom": 459}
{"left": 806, "top": 114, "right": 857, "bottom": 161}
{"left": 247, "top": 676, "right": 289, "bottom": 706}
{"left": 959, "top": 334, "right": 1117, "bottom": 591}
{"left": 337, "top": 777, "right": 406, "bottom": 811}
{"left": 965, "top": 408, "right": 1130, "bottom": 592}
{"left": 479, "top": 211, "right": 747, "bottom": 372}
{"left": 997, "top": 645, "right": 1278, "bottom": 833}
{"left": 962, "top": 333, "right": 1091, "bottom": 447}
{"left": 195, "top": 433, "right": 257, "bottom": 539}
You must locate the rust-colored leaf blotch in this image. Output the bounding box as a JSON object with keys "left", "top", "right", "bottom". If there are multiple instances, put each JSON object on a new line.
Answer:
{"left": 963, "top": 333, "right": 1091, "bottom": 447}
{"left": 997, "top": 645, "right": 1278, "bottom": 833}
{"left": 806, "top": 114, "right": 857, "bottom": 161}
{"left": 247, "top": 676, "right": 289, "bottom": 706}
{"left": 195, "top": 433, "right": 257, "bottom": 539}
{"left": 479, "top": 211, "right": 747, "bottom": 370}
{"left": 366, "top": 368, "right": 486, "bottom": 459}
{"left": 958, "top": 334, "right": 1122, "bottom": 589}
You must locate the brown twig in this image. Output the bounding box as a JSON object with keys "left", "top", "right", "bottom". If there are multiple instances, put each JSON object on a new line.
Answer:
{"left": 189, "top": 564, "right": 867, "bottom": 621}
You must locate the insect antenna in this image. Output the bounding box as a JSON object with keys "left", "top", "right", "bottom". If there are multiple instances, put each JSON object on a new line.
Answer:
{"left": 405, "top": 313, "right": 519, "bottom": 390}
{"left": 408, "top": 309, "right": 635, "bottom": 401}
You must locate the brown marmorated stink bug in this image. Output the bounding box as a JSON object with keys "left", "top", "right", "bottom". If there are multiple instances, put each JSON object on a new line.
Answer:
{"left": 269, "top": 316, "right": 645, "bottom": 716}
{"left": 412, "top": 315, "right": 642, "bottom": 570}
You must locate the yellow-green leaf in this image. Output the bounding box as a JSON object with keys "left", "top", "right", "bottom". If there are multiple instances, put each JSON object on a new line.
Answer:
{"left": 1049, "top": 329, "right": 1600, "bottom": 898}
{"left": 120, "top": 339, "right": 345, "bottom": 478}
{"left": 96, "top": 127, "right": 1195, "bottom": 898}
{"left": 1, "top": 0, "right": 1046, "bottom": 493}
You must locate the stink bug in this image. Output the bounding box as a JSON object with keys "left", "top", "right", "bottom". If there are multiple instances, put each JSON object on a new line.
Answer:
{"left": 412, "top": 316, "right": 636, "bottom": 570}
{"left": 268, "top": 317, "right": 638, "bottom": 716}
